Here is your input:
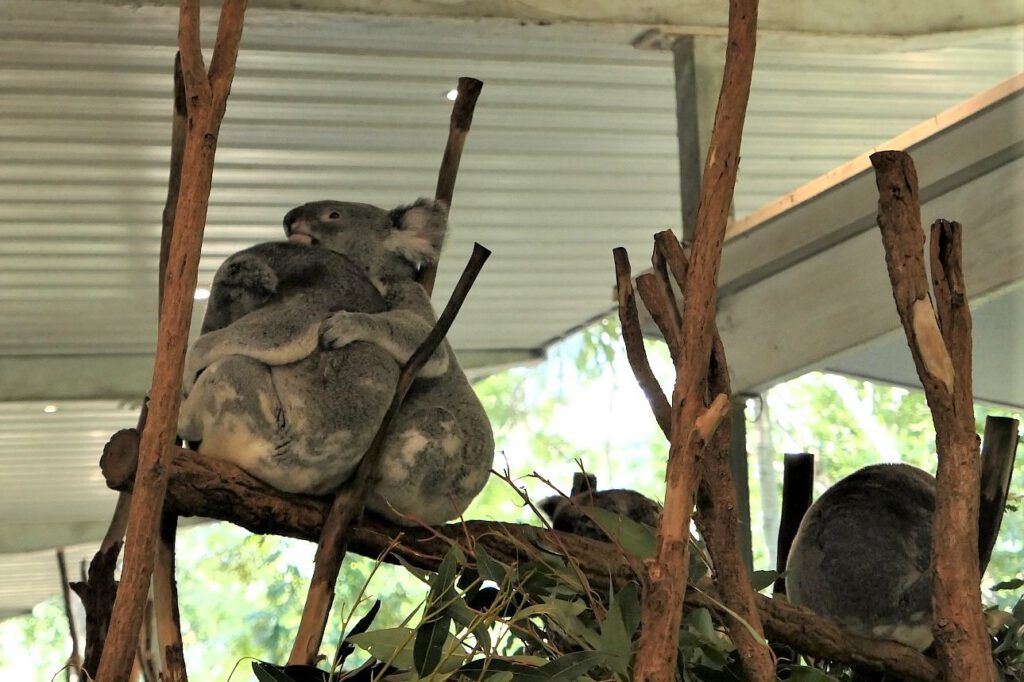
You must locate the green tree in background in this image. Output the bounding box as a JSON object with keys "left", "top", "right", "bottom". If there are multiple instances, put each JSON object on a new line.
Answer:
{"left": 2, "top": 321, "right": 1021, "bottom": 677}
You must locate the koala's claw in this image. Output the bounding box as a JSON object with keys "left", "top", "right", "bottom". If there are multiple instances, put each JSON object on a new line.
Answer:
{"left": 320, "top": 311, "right": 365, "bottom": 350}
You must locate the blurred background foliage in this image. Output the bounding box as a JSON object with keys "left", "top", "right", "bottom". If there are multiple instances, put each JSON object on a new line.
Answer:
{"left": 3, "top": 318, "right": 1021, "bottom": 678}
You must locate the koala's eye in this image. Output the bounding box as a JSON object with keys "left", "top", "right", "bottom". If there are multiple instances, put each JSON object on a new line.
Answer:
{"left": 328, "top": 211, "right": 341, "bottom": 220}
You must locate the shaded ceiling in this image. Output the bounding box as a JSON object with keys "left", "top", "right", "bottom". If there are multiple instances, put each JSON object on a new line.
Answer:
{"left": 0, "top": 0, "right": 1021, "bottom": 619}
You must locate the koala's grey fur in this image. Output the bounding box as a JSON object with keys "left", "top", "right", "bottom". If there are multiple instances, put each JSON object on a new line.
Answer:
{"left": 540, "top": 475, "right": 661, "bottom": 542}
{"left": 178, "top": 199, "right": 494, "bottom": 525}
{"left": 785, "top": 463, "right": 936, "bottom": 650}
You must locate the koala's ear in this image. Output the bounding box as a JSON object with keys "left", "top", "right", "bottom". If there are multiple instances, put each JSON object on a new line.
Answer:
{"left": 538, "top": 494, "right": 563, "bottom": 522}
{"left": 385, "top": 198, "right": 448, "bottom": 266}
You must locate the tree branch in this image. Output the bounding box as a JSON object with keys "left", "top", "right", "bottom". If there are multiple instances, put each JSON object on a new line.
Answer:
{"left": 99, "top": 441, "right": 939, "bottom": 681}
{"left": 418, "top": 76, "right": 484, "bottom": 295}
{"left": 870, "top": 150, "right": 992, "bottom": 681}
{"left": 613, "top": 248, "right": 672, "bottom": 435}
{"left": 95, "top": 3, "right": 247, "bottom": 679}
{"left": 635, "top": 0, "right": 760, "bottom": 675}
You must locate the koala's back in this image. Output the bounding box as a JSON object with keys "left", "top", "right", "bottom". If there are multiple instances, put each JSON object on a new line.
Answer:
{"left": 203, "top": 241, "right": 386, "bottom": 333}
{"left": 543, "top": 488, "right": 662, "bottom": 541}
{"left": 785, "top": 463, "right": 935, "bottom": 649}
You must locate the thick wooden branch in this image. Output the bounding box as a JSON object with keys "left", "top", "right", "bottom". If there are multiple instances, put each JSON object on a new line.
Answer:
{"left": 636, "top": 0, "right": 759, "bottom": 677}
{"left": 870, "top": 150, "right": 992, "bottom": 681}
{"left": 635, "top": 273, "right": 681, "bottom": 364}
{"left": 99, "top": 440, "right": 938, "bottom": 681}
{"left": 417, "top": 76, "right": 483, "bottom": 295}
{"left": 96, "top": 2, "right": 247, "bottom": 679}
{"left": 978, "top": 416, "right": 1019, "bottom": 572}
{"left": 289, "top": 244, "right": 490, "bottom": 664}
{"left": 695, "top": 336, "right": 772, "bottom": 680}
{"left": 612, "top": 248, "right": 672, "bottom": 435}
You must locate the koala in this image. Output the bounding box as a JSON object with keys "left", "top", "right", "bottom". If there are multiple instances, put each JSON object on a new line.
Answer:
{"left": 178, "top": 199, "right": 494, "bottom": 526}
{"left": 785, "top": 463, "right": 936, "bottom": 650}
{"left": 539, "top": 473, "right": 662, "bottom": 542}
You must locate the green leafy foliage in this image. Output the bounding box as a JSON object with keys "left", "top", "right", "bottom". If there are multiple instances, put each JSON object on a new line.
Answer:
{"left": 7, "top": 324, "right": 1023, "bottom": 680}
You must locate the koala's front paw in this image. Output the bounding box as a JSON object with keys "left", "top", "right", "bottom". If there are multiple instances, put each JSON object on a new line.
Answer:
{"left": 182, "top": 332, "right": 219, "bottom": 396}
{"left": 182, "top": 347, "right": 205, "bottom": 397}
{"left": 320, "top": 311, "right": 372, "bottom": 350}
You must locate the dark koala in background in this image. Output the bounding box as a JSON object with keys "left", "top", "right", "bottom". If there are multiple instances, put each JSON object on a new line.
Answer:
{"left": 540, "top": 473, "right": 662, "bottom": 542}
{"left": 786, "top": 463, "right": 937, "bottom": 651}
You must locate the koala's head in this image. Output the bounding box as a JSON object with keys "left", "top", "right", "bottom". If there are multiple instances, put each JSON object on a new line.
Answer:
{"left": 282, "top": 198, "right": 447, "bottom": 287}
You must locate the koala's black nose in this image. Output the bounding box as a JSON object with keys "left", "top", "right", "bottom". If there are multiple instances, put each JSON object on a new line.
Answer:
{"left": 283, "top": 205, "right": 310, "bottom": 235}
{"left": 282, "top": 206, "right": 299, "bottom": 232}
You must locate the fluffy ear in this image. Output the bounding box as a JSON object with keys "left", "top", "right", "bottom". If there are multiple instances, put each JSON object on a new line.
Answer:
{"left": 385, "top": 198, "right": 448, "bottom": 266}
{"left": 538, "top": 494, "right": 563, "bottom": 522}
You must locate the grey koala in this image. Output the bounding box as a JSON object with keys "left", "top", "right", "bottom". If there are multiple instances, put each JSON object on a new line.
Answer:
{"left": 785, "top": 463, "right": 936, "bottom": 650}
{"left": 539, "top": 473, "right": 662, "bottom": 542}
{"left": 178, "top": 199, "right": 494, "bottom": 525}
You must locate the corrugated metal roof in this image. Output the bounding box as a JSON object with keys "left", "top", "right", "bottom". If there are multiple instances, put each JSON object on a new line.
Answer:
{"left": 0, "top": 1, "right": 1021, "bottom": 618}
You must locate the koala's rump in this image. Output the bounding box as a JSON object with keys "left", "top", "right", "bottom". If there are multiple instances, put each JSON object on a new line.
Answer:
{"left": 269, "top": 343, "right": 400, "bottom": 492}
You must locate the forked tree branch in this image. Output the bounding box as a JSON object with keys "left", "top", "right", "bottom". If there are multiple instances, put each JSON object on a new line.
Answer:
{"left": 870, "top": 150, "right": 992, "bottom": 681}
{"left": 633, "top": 0, "right": 761, "bottom": 678}
{"left": 96, "top": 2, "right": 247, "bottom": 679}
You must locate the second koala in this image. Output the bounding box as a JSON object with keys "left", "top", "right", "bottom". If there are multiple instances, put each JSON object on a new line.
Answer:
{"left": 178, "top": 199, "right": 494, "bottom": 525}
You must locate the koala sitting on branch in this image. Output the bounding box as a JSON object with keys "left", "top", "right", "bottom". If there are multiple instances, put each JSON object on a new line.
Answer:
{"left": 178, "top": 199, "right": 494, "bottom": 525}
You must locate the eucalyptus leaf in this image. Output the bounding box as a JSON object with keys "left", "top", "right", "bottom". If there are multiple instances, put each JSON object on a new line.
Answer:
{"left": 538, "top": 650, "right": 619, "bottom": 681}
{"left": 251, "top": 661, "right": 302, "bottom": 682}
{"left": 750, "top": 569, "right": 780, "bottom": 591}
{"left": 456, "top": 657, "right": 545, "bottom": 679}
{"left": 475, "top": 545, "right": 508, "bottom": 584}
{"left": 445, "top": 598, "right": 492, "bottom": 655}
{"left": 335, "top": 599, "right": 381, "bottom": 668}
{"left": 614, "top": 582, "right": 642, "bottom": 639}
{"left": 993, "top": 578, "right": 1024, "bottom": 591}
{"left": 581, "top": 506, "right": 656, "bottom": 558}
{"left": 598, "top": 591, "right": 632, "bottom": 662}
{"left": 348, "top": 626, "right": 417, "bottom": 670}
{"left": 509, "top": 598, "right": 585, "bottom": 624}
{"left": 413, "top": 612, "right": 452, "bottom": 676}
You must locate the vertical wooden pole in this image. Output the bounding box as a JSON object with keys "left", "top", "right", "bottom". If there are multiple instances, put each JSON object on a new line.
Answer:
{"left": 418, "top": 76, "right": 483, "bottom": 296}
{"left": 95, "top": 2, "right": 247, "bottom": 679}
{"left": 633, "top": 0, "right": 759, "bottom": 679}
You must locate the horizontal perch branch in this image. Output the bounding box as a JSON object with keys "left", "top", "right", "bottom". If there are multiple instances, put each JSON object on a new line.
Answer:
{"left": 99, "top": 433, "right": 939, "bottom": 681}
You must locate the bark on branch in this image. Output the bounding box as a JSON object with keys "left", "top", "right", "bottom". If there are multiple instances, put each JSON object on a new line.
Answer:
{"left": 96, "top": 2, "right": 247, "bottom": 679}
{"left": 417, "top": 76, "right": 483, "bottom": 295}
{"left": 631, "top": 0, "right": 762, "bottom": 679}
{"left": 99, "top": 439, "right": 940, "bottom": 681}
{"left": 870, "top": 150, "right": 992, "bottom": 681}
